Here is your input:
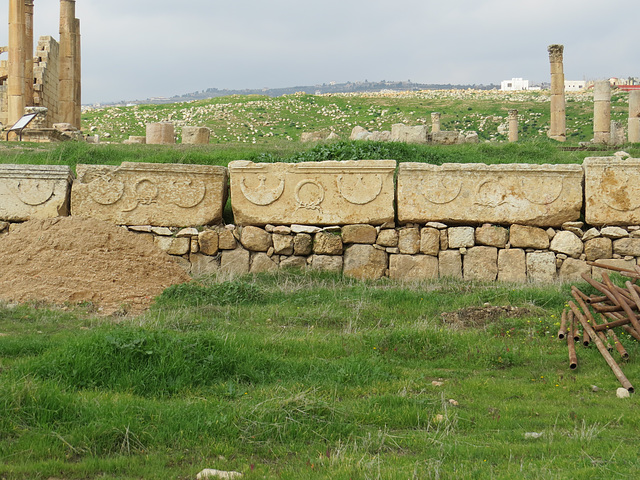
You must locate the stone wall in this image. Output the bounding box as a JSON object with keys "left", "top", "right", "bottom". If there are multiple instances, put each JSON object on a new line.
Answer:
{"left": 32, "top": 36, "right": 60, "bottom": 128}
{"left": 0, "top": 81, "right": 7, "bottom": 127}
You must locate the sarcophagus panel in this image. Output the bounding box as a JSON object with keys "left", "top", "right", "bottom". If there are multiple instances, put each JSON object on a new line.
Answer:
{"left": 71, "top": 163, "right": 228, "bottom": 226}
{"left": 397, "top": 163, "right": 583, "bottom": 227}
{"left": 228, "top": 160, "right": 396, "bottom": 226}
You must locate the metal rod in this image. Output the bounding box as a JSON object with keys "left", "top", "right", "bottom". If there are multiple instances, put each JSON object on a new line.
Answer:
{"left": 568, "top": 315, "right": 578, "bottom": 370}
{"left": 608, "top": 329, "right": 629, "bottom": 360}
{"left": 571, "top": 287, "right": 611, "bottom": 349}
{"left": 601, "top": 273, "right": 640, "bottom": 336}
{"left": 623, "top": 325, "right": 640, "bottom": 342}
{"left": 558, "top": 308, "right": 568, "bottom": 339}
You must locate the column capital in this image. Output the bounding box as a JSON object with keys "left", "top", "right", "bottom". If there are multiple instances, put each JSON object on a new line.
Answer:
{"left": 548, "top": 44, "right": 564, "bottom": 62}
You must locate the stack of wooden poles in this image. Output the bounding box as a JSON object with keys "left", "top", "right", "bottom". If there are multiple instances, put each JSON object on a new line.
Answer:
{"left": 559, "top": 262, "right": 640, "bottom": 394}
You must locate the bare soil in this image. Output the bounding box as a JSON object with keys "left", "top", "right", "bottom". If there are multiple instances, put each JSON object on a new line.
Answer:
{"left": 441, "top": 305, "right": 534, "bottom": 329}
{"left": 0, "top": 217, "right": 190, "bottom": 315}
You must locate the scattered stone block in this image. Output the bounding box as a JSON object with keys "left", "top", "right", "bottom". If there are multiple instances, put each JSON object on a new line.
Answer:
{"left": 464, "top": 246, "right": 498, "bottom": 281}
{"left": 448, "top": 227, "right": 475, "bottom": 249}
{"left": 498, "top": 249, "right": 526, "bottom": 283}
{"left": 146, "top": 122, "right": 175, "bottom": 144}
{"left": 182, "top": 126, "right": 210, "bottom": 145}
{"left": 390, "top": 124, "right": 428, "bottom": 144}
{"left": 510, "top": 224, "right": 550, "bottom": 249}
{"left": 342, "top": 224, "right": 377, "bottom": 244}
{"left": 398, "top": 227, "right": 420, "bottom": 254}
{"left": 527, "top": 251, "right": 557, "bottom": 282}
{"left": 343, "top": 244, "right": 388, "bottom": 280}
{"left": 313, "top": 232, "right": 343, "bottom": 255}
{"left": 389, "top": 254, "right": 438, "bottom": 280}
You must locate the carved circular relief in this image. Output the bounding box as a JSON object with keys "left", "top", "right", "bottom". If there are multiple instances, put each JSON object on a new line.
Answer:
{"left": 168, "top": 179, "right": 207, "bottom": 208}
{"left": 15, "top": 180, "right": 55, "bottom": 206}
{"left": 336, "top": 174, "right": 383, "bottom": 205}
{"left": 421, "top": 177, "right": 463, "bottom": 205}
{"left": 88, "top": 175, "right": 125, "bottom": 205}
{"left": 521, "top": 177, "right": 564, "bottom": 205}
{"left": 135, "top": 179, "right": 159, "bottom": 205}
{"left": 295, "top": 179, "right": 325, "bottom": 211}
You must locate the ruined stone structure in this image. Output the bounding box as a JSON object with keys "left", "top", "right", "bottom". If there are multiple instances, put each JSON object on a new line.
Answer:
{"left": 146, "top": 122, "right": 176, "bottom": 145}
{"left": 629, "top": 90, "right": 640, "bottom": 143}
{"left": 548, "top": 44, "right": 566, "bottom": 142}
{"left": 431, "top": 112, "right": 441, "bottom": 133}
{"left": 593, "top": 80, "right": 611, "bottom": 144}
{"left": 0, "top": 0, "right": 80, "bottom": 134}
{"left": 508, "top": 109, "right": 518, "bottom": 142}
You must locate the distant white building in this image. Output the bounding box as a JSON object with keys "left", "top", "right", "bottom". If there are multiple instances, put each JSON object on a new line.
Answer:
{"left": 501, "top": 78, "right": 529, "bottom": 91}
{"left": 565, "top": 81, "right": 586, "bottom": 92}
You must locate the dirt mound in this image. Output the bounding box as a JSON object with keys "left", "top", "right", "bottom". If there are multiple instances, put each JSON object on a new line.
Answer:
{"left": 441, "top": 305, "right": 533, "bottom": 329}
{"left": 0, "top": 217, "right": 190, "bottom": 315}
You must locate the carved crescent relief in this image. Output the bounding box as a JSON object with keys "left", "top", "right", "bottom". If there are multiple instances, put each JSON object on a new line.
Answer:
{"left": 166, "top": 179, "right": 207, "bottom": 208}
{"left": 420, "top": 176, "right": 463, "bottom": 205}
{"left": 520, "top": 176, "right": 564, "bottom": 205}
{"left": 240, "top": 174, "right": 285, "bottom": 206}
{"left": 14, "top": 179, "right": 55, "bottom": 206}
{"left": 600, "top": 168, "right": 640, "bottom": 212}
{"left": 336, "top": 174, "right": 383, "bottom": 205}
{"left": 475, "top": 179, "right": 508, "bottom": 208}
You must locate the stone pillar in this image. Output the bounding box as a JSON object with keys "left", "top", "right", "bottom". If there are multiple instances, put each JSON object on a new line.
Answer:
{"left": 24, "top": 0, "right": 34, "bottom": 107}
{"left": 146, "top": 122, "right": 176, "bottom": 144}
{"left": 8, "top": 0, "right": 26, "bottom": 127}
{"left": 548, "top": 44, "right": 566, "bottom": 142}
{"left": 431, "top": 112, "right": 441, "bottom": 133}
{"left": 508, "top": 109, "right": 519, "bottom": 142}
{"left": 593, "top": 80, "right": 611, "bottom": 144}
{"left": 59, "top": 0, "right": 76, "bottom": 127}
{"left": 74, "top": 17, "right": 81, "bottom": 129}
{"left": 629, "top": 91, "right": 640, "bottom": 143}
{"left": 182, "top": 126, "right": 211, "bottom": 144}
{"left": 610, "top": 121, "right": 624, "bottom": 146}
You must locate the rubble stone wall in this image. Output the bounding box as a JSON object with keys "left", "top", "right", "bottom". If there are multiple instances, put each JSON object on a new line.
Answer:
{"left": 33, "top": 36, "right": 60, "bottom": 128}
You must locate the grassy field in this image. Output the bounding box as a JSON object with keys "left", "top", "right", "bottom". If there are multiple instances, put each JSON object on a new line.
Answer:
{"left": 1, "top": 271, "right": 640, "bottom": 479}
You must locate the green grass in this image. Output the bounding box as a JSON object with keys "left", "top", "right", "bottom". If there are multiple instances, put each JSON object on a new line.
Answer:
{"left": 2, "top": 271, "right": 640, "bottom": 479}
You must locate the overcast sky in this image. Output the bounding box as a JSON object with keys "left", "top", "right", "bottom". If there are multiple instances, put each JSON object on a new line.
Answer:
{"left": 2, "top": 0, "right": 638, "bottom": 104}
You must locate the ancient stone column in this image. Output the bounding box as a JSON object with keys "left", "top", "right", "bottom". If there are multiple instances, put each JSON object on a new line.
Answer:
{"left": 59, "top": 0, "right": 77, "bottom": 127}
{"left": 593, "top": 80, "right": 611, "bottom": 144}
{"left": 182, "top": 126, "right": 211, "bottom": 144}
{"left": 74, "top": 17, "right": 81, "bottom": 129}
{"left": 508, "top": 109, "right": 518, "bottom": 142}
{"left": 629, "top": 91, "right": 640, "bottom": 143}
{"left": 146, "top": 122, "right": 176, "bottom": 144}
{"left": 431, "top": 112, "right": 441, "bottom": 133}
{"left": 24, "top": 0, "right": 34, "bottom": 107}
{"left": 548, "top": 45, "right": 566, "bottom": 142}
{"left": 8, "top": 0, "right": 26, "bottom": 127}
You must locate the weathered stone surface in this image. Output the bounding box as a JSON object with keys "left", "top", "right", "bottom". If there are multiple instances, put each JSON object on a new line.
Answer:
{"left": 291, "top": 224, "right": 322, "bottom": 234}
{"left": 198, "top": 230, "right": 219, "bottom": 255}
{"left": 390, "top": 124, "right": 428, "bottom": 144}
{"left": 250, "top": 252, "right": 278, "bottom": 273}
{"left": 398, "top": 228, "right": 420, "bottom": 254}
{"left": 498, "top": 249, "right": 526, "bottom": 283}
{"left": 582, "top": 227, "right": 601, "bottom": 242}
{"left": 218, "top": 229, "right": 237, "bottom": 250}
{"left": 476, "top": 224, "right": 509, "bottom": 248}
{"left": 182, "top": 126, "right": 210, "bottom": 145}
{"left": 430, "top": 131, "right": 463, "bottom": 145}
{"left": 290, "top": 233, "right": 312, "bottom": 256}
{"left": 240, "top": 226, "right": 272, "bottom": 252}
{"left": 527, "top": 252, "right": 556, "bottom": 282}
{"left": 154, "top": 236, "right": 190, "bottom": 256}
{"left": 272, "top": 234, "right": 294, "bottom": 255}
{"left": 592, "top": 259, "right": 637, "bottom": 281}
{"left": 463, "top": 246, "right": 498, "bottom": 281}
{"left": 0, "top": 165, "right": 73, "bottom": 221}
{"left": 72, "top": 163, "right": 228, "bottom": 227}
{"left": 220, "top": 248, "right": 250, "bottom": 275}
{"left": 448, "top": 227, "right": 475, "bottom": 249}
{"left": 343, "top": 244, "right": 388, "bottom": 280}
{"left": 342, "top": 224, "right": 377, "bottom": 244}
{"left": 397, "top": 163, "right": 583, "bottom": 227}
{"left": 558, "top": 258, "right": 591, "bottom": 282}
{"left": 151, "top": 226, "right": 173, "bottom": 236}
{"left": 510, "top": 224, "right": 550, "bottom": 249}
{"left": 177, "top": 227, "right": 198, "bottom": 237}
{"left": 311, "top": 255, "right": 343, "bottom": 272}
{"left": 584, "top": 237, "right": 612, "bottom": 261}
{"left": 146, "top": 122, "right": 175, "bottom": 145}
{"left": 439, "top": 250, "right": 462, "bottom": 279}
{"left": 280, "top": 255, "right": 307, "bottom": 270}
{"left": 420, "top": 227, "right": 440, "bottom": 256}
{"left": 601, "top": 226, "right": 629, "bottom": 239}
{"left": 229, "top": 160, "right": 395, "bottom": 226}
{"left": 376, "top": 229, "right": 399, "bottom": 247}
{"left": 584, "top": 157, "right": 640, "bottom": 226}
{"left": 189, "top": 253, "right": 220, "bottom": 276}
{"left": 313, "top": 232, "right": 343, "bottom": 255}
{"left": 613, "top": 238, "right": 640, "bottom": 257}
{"left": 389, "top": 254, "right": 438, "bottom": 280}
{"left": 124, "top": 136, "right": 146, "bottom": 145}
{"left": 550, "top": 231, "right": 583, "bottom": 258}
{"left": 440, "top": 230, "right": 449, "bottom": 250}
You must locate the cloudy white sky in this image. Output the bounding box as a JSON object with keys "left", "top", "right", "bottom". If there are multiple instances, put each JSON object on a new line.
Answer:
{"left": 2, "top": 0, "right": 638, "bottom": 104}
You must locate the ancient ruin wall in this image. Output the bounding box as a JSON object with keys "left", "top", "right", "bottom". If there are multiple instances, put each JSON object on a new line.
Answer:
{"left": 33, "top": 36, "right": 60, "bottom": 127}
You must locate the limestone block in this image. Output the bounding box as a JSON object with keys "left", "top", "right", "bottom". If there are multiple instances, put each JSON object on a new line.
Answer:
{"left": 510, "top": 224, "right": 550, "bottom": 249}
{"left": 190, "top": 253, "right": 220, "bottom": 277}
{"left": 390, "top": 124, "right": 428, "bottom": 144}
{"left": 273, "top": 234, "right": 294, "bottom": 255}
{"left": 313, "top": 232, "right": 343, "bottom": 255}
{"left": 440, "top": 230, "right": 449, "bottom": 250}
{"left": 376, "top": 229, "right": 399, "bottom": 247}
{"left": 72, "top": 163, "right": 228, "bottom": 227}
{"left": 601, "top": 226, "right": 629, "bottom": 239}
{"left": 221, "top": 248, "right": 250, "bottom": 275}
{"left": 463, "top": 246, "right": 498, "bottom": 281}
{"left": 389, "top": 254, "right": 438, "bottom": 280}
{"left": 397, "top": 163, "right": 583, "bottom": 227}
{"left": 559, "top": 258, "right": 591, "bottom": 282}
{"left": 146, "top": 122, "right": 175, "bottom": 144}
{"left": 420, "top": 227, "right": 440, "bottom": 256}
{"left": 476, "top": 225, "right": 509, "bottom": 248}
{"left": 182, "top": 126, "right": 210, "bottom": 145}
{"left": 498, "top": 249, "right": 526, "bottom": 283}
{"left": 124, "top": 136, "right": 146, "bottom": 145}
{"left": 154, "top": 236, "right": 190, "bottom": 256}
{"left": 584, "top": 157, "right": 640, "bottom": 226}
{"left": 0, "top": 165, "right": 73, "bottom": 221}
{"left": 198, "top": 230, "right": 219, "bottom": 256}
{"left": 439, "top": 250, "right": 462, "bottom": 279}
{"left": 250, "top": 252, "right": 278, "bottom": 273}
{"left": 398, "top": 228, "right": 420, "bottom": 254}
{"left": 527, "top": 252, "right": 556, "bottom": 283}
{"left": 584, "top": 237, "right": 612, "bottom": 261}
{"left": 311, "top": 255, "right": 343, "bottom": 272}
{"left": 343, "top": 244, "right": 388, "bottom": 280}
{"left": 613, "top": 238, "right": 640, "bottom": 257}
{"left": 228, "top": 160, "right": 396, "bottom": 226}
{"left": 240, "top": 226, "right": 272, "bottom": 252}
{"left": 342, "top": 224, "right": 377, "bottom": 244}
{"left": 592, "top": 258, "right": 637, "bottom": 281}
{"left": 350, "top": 126, "right": 370, "bottom": 140}
{"left": 294, "top": 233, "right": 313, "bottom": 255}
{"left": 218, "top": 229, "right": 237, "bottom": 250}
{"left": 280, "top": 256, "right": 307, "bottom": 270}
{"left": 448, "top": 226, "right": 475, "bottom": 249}
{"left": 550, "top": 231, "right": 583, "bottom": 258}
{"left": 430, "top": 131, "right": 462, "bottom": 145}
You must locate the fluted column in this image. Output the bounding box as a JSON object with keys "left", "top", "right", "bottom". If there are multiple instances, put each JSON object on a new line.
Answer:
{"left": 59, "top": 0, "right": 76, "bottom": 126}
{"left": 24, "top": 0, "right": 34, "bottom": 107}
{"left": 74, "top": 17, "right": 81, "bottom": 128}
{"left": 508, "top": 109, "right": 518, "bottom": 142}
{"left": 629, "top": 91, "right": 640, "bottom": 143}
{"left": 548, "top": 45, "right": 566, "bottom": 142}
{"left": 8, "top": 0, "right": 26, "bottom": 127}
{"left": 593, "top": 80, "right": 611, "bottom": 144}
